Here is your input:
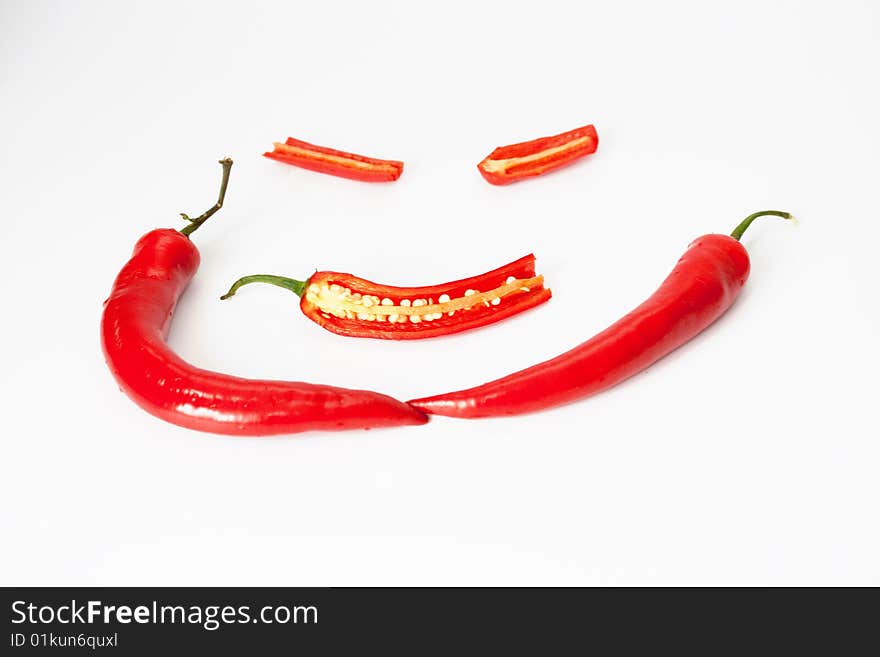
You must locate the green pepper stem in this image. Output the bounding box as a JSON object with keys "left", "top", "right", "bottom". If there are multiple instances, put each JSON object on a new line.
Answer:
{"left": 220, "top": 274, "right": 308, "bottom": 300}
{"left": 730, "top": 210, "right": 794, "bottom": 241}
{"left": 180, "top": 158, "right": 233, "bottom": 237}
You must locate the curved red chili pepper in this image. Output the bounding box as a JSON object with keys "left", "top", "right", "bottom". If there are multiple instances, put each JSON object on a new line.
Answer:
{"left": 477, "top": 124, "right": 598, "bottom": 185}
{"left": 409, "top": 211, "right": 793, "bottom": 418}
{"left": 264, "top": 136, "right": 403, "bottom": 182}
{"left": 100, "top": 160, "right": 426, "bottom": 435}
{"left": 220, "top": 255, "right": 551, "bottom": 340}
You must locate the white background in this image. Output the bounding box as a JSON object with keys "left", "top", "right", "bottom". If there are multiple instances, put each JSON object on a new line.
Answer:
{"left": 1, "top": 0, "right": 878, "bottom": 585}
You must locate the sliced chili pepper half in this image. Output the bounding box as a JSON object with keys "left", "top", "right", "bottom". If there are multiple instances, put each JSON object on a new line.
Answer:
{"left": 221, "top": 254, "right": 551, "bottom": 340}
{"left": 264, "top": 136, "right": 404, "bottom": 182}
{"left": 477, "top": 124, "right": 598, "bottom": 185}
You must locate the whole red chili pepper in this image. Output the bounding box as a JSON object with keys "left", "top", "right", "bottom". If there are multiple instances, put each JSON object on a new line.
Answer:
{"left": 477, "top": 124, "right": 598, "bottom": 185}
{"left": 409, "top": 211, "right": 793, "bottom": 418}
{"left": 101, "top": 159, "right": 426, "bottom": 435}
{"left": 220, "top": 255, "right": 550, "bottom": 340}
{"left": 264, "top": 136, "right": 404, "bottom": 182}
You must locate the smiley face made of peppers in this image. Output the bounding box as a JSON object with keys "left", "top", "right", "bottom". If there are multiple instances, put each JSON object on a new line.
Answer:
{"left": 101, "top": 132, "right": 792, "bottom": 435}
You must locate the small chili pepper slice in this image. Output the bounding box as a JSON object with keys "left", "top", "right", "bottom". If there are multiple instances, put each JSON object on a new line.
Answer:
{"left": 221, "top": 254, "right": 551, "bottom": 340}
{"left": 477, "top": 124, "right": 599, "bottom": 185}
{"left": 264, "top": 136, "right": 404, "bottom": 182}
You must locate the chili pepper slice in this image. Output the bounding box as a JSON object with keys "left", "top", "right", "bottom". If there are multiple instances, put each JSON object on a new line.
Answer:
{"left": 220, "top": 255, "right": 551, "bottom": 340}
{"left": 264, "top": 136, "right": 404, "bottom": 182}
{"left": 409, "top": 211, "right": 794, "bottom": 418}
{"left": 100, "top": 159, "right": 426, "bottom": 435}
{"left": 477, "top": 124, "right": 599, "bottom": 185}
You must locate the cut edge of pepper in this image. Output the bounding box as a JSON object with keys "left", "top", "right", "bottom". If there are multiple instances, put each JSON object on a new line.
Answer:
{"left": 302, "top": 274, "right": 546, "bottom": 321}
{"left": 477, "top": 124, "right": 598, "bottom": 185}
{"left": 309, "top": 285, "right": 553, "bottom": 340}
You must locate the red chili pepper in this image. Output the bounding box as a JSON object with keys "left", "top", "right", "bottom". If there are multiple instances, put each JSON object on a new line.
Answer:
{"left": 264, "top": 136, "right": 404, "bottom": 182}
{"left": 100, "top": 159, "right": 426, "bottom": 435}
{"left": 409, "top": 211, "right": 794, "bottom": 418}
{"left": 477, "top": 124, "right": 598, "bottom": 185}
{"left": 220, "top": 255, "right": 551, "bottom": 340}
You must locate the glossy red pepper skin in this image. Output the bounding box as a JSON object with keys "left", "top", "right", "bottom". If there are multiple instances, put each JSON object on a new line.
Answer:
{"left": 101, "top": 228, "right": 427, "bottom": 435}
{"left": 477, "top": 124, "right": 598, "bottom": 185}
{"left": 221, "top": 255, "right": 551, "bottom": 340}
{"left": 264, "top": 137, "right": 404, "bottom": 182}
{"left": 409, "top": 213, "right": 791, "bottom": 418}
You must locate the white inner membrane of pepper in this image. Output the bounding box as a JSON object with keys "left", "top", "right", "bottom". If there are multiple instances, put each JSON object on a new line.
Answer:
{"left": 306, "top": 276, "right": 543, "bottom": 323}
{"left": 480, "top": 136, "right": 591, "bottom": 173}
{"left": 273, "top": 143, "right": 395, "bottom": 171}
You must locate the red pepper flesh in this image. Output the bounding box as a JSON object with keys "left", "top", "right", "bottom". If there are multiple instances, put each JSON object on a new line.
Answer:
{"left": 264, "top": 136, "right": 404, "bottom": 182}
{"left": 409, "top": 211, "right": 793, "bottom": 418}
{"left": 101, "top": 161, "right": 426, "bottom": 435}
{"left": 477, "top": 124, "right": 598, "bottom": 185}
{"left": 221, "top": 255, "right": 551, "bottom": 340}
